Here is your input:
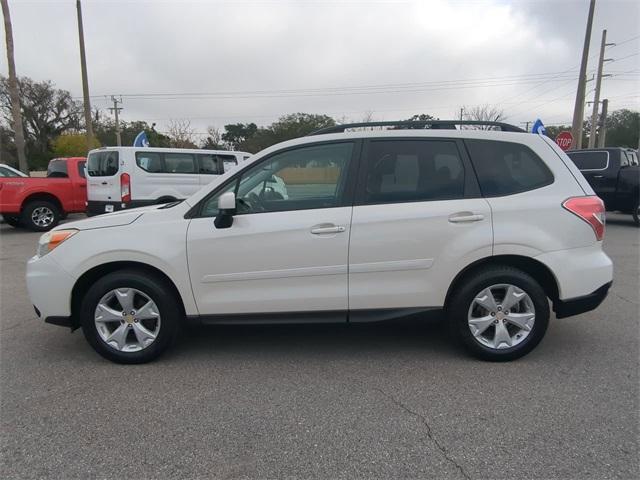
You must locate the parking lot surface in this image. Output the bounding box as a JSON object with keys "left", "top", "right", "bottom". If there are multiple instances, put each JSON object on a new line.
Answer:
{"left": 1, "top": 214, "right": 638, "bottom": 479}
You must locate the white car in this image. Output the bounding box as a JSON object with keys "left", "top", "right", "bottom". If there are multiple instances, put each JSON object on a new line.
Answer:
{"left": 27, "top": 121, "right": 613, "bottom": 364}
{"left": 85, "top": 147, "right": 251, "bottom": 215}
{"left": 0, "top": 163, "right": 28, "bottom": 177}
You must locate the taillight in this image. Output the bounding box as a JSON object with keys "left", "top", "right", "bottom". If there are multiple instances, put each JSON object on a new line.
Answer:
{"left": 562, "top": 196, "right": 605, "bottom": 241}
{"left": 120, "top": 173, "right": 131, "bottom": 203}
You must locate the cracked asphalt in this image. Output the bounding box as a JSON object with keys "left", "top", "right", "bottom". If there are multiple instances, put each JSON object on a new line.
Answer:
{"left": 1, "top": 213, "right": 638, "bottom": 479}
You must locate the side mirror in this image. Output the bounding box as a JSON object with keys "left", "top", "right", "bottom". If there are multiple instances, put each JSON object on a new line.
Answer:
{"left": 214, "top": 191, "right": 236, "bottom": 229}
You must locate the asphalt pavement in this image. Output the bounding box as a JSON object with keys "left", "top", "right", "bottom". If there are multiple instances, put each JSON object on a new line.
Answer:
{"left": 1, "top": 213, "right": 638, "bottom": 479}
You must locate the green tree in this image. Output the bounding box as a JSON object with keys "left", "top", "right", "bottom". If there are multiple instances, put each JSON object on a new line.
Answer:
{"left": 0, "top": 76, "right": 82, "bottom": 169}
{"left": 604, "top": 109, "right": 639, "bottom": 148}
{"left": 222, "top": 123, "right": 258, "bottom": 150}
{"left": 52, "top": 133, "right": 100, "bottom": 157}
{"left": 93, "top": 117, "right": 171, "bottom": 148}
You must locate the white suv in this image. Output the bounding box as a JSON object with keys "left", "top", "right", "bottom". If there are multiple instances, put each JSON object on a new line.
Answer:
{"left": 26, "top": 121, "right": 613, "bottom": 364}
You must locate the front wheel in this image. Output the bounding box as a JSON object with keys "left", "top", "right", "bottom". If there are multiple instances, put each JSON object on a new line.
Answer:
{"left": 447, "top": 266, "right": 550, "bottom": 361}
{"left": 80, "top": 270, "right": 181, "bottom": 364}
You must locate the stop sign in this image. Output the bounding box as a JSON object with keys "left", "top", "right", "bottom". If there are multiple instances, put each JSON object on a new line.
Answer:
{"left": 555, "top": 131, "right": 573, "bottom": 151}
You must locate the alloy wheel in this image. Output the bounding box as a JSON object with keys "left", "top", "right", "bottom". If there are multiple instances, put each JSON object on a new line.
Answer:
{"left": 94, "top": 288, "right": 161, "bottom": 352}
{"left": 467, "top": 283, "right": 536, "bottom": 350}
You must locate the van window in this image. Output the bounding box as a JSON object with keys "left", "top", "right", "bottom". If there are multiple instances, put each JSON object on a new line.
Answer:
{"left": 362, "top": 140, "right": 465, "bottom": 204}
{"left": 198, "top": 155, "right": 221, "bottom": 175}
{"left": 219, "top": 154, "right": 238, "bottom": 172}
{"left": 87, "top": 151, "right": 119, "bottom": 176}
{"left": 47, "top": 159, "right": 69, "bottom": 178}
{"left": 136, "top": 152, "right": 163, "bottom": 172}
{"left": 566, "top": 151, "right": 608, "bottom": 171}
{"left": 165, "top": 153, "right": 196, "bottom": 174}
{"left": 466, "top": 140, "right": 554, "bottom": 197}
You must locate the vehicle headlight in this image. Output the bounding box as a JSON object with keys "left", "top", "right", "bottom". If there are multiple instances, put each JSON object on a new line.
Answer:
{"left": 37, "top": 229, "right": 78, "bottom": 257}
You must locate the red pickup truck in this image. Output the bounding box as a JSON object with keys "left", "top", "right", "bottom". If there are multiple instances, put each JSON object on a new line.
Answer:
{"left": 0, "top": 157, "right": 87, "bottom": 231}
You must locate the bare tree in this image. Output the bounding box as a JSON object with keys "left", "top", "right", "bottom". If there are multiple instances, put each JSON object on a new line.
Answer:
{"left": 1, "top": 0, "right": 28, "bottom": 172}
{"left": 167, "top": 119, "right": 197, "bottom": 148}
{"left": 462, "top": 105, "right": 505, "bottom": 130}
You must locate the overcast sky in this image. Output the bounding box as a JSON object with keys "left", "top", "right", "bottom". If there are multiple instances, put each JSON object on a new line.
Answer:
{"left": 2, "top": 0, "right": 639, "bottom": 137}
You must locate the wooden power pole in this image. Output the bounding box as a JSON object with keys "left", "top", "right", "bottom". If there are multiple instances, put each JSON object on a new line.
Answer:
{"left": 76, "top": 0, "right": 94, "bottom": 150}
{"left": 570, "top": 0, "right": 596, "bottom": 150}
{"left": 1, "top": 0, "right": 28, "bottom": 173}
{"left": 109, "top": 96, "right": 123, "bottom": 146}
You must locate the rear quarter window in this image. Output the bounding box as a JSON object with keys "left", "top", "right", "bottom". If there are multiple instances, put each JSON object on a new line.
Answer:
{"left": 87, "top": 151, "right": 119, "bottom": 176}
{"left": 47, "top": 159, "right": 69, "bottom": 178}
{"left": 465, "top": 140, "right": 554, "bottom": 197}
{"left": 566, "top": 151, "right": 609, "bottom": 171}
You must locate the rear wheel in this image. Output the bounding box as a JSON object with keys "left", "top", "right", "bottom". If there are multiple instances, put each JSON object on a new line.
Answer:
{"left": 2, "top": 214, "right": 21, "bottom": 228}
{"left": 447, "top": 266, "right": 549, "bottom": 361}
{"left": 80, "top": 270, "right": 180, "bottom": 364}
{"left": 20, "top": 200, "right": 60, "bottom": 231}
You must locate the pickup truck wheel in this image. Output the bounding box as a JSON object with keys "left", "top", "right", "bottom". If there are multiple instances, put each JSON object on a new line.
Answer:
{"left": 632, "top": 199, "right": 640, "bottom": 227}
{"left": 80, "top": 270, "right": 180, "bottom": 364}
{"left": 21, "top": 201, "right": 60, "bottom": 231}
{"left": 447, "top": 266, "right": 550, "bottom": 361}
{"left": 2, "top": 214, "right": 21, "bottom": 228}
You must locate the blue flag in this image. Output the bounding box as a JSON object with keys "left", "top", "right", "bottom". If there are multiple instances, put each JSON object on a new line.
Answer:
{"left": 133, "top": 131, "right": 150, "bottom": 147}
{"left": 531, "top": 119, "right": 546, "bottom": 135}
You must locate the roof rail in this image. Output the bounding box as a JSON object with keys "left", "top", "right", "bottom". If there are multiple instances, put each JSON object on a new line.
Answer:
{"left": 309, "top": 120, "right": 525, "bottom": 135}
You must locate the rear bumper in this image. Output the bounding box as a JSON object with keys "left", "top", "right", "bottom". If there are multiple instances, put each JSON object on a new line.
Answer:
{"left": 554, "top": 282, "right": 612, "bottom": 318}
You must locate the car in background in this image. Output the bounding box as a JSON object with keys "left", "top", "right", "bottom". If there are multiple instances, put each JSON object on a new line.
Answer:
{"left": 86, "top": 147, "right": 251, "bottom": 216}
{"left": 0, "top": 157, "right": 87, "bottom": 231}
{"left": 27, "top": 121, "right": 613, "bottom": 364}
{"left": 0, "top": 163, "right": 28, "bottom": 178}
{"left": 566, "top": 147, "right": 640, "bottom": 226}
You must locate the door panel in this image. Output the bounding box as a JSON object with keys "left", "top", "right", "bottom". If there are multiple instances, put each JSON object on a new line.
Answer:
{"left": 348, "top": 138, "right": 492, "bottom": 310}
{"left": 187, "top": 208, "right": 352, "bottom": 314}
{"left": 349, "top": 199, "right": 492, "bottom": 310}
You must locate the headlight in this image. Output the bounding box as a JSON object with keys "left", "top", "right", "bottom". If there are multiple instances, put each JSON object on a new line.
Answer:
{"left": 37, "top": 229, "right": 78, "bottom": 257}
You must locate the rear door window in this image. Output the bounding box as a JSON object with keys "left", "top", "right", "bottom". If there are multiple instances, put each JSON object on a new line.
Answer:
{"left": 77, "top": 161, "right": 86, "bottom": 178}
{"left": 361, "top": 139, "right": 465, "bottom": 204}
{"left": 219, "top": 154, "right": 238, "bottom": 172}
{"left": 87, "top": 151, "right": 119, "bottom": 176}
{"left": 566, "top": 151, "right": 609, "bottom": 171}
{"left": 47, "top": 159, "right": 69, "bottom": 178}
{"left": 465, "top": 140, "right": 554, "bottom": 197}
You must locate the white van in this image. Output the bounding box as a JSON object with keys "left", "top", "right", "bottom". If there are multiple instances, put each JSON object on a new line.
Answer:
{"left": 86, "top": 147, "right": 250, "bottom": 215}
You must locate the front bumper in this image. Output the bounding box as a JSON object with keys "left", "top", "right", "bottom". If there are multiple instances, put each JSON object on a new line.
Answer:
{"left": 26, "top": 253, "right": 75, "bottom": 325}
{"left": 554, "top": 281, "right": 612, "bottom": 319}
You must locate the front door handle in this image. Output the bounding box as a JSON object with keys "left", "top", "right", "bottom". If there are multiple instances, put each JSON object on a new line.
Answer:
{"left": 310, "top": 223, "right": 346, "bottom": 235}
{"left": 448, "top": 212, "right": 485, "bottom": 223}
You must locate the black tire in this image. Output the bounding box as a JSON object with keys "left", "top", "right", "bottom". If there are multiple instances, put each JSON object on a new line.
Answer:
{"left": 80, "top": 270, "right": 181, "bottom": 364}
{"left": 632, "top": 198, "right": 639, "bottom": 227}
{"left": 447, "top": 266, "right": 550, "bottom": 361}
{"left": 2, "top": 214, "right": 21, "bottom": 228}
{"left": 20, "top": 200, "right": 60, "bottom": 231}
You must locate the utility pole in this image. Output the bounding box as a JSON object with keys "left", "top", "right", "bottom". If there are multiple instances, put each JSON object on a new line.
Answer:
{"left": 570, "top": 0, "right": 596, "bottom": 150}
{"left": 597, "top": 99, "right": 608, "bottom": 147}
{"left": 1, "top": 0, "right": 28, "bottom": 173}
{"left": 76, "top": 0, "right": 94, "bottom": 150}
{"left": 588, "top": 30, "right": 615, "bottom": 147}
{"left": 109, "top": 96, "right": 123, "bottom": 146}
{"left": 459, "top": 107, "right": 464, "bottom": 121}
{"left": 521, "top": 121, "right": 531, "bottom": 132}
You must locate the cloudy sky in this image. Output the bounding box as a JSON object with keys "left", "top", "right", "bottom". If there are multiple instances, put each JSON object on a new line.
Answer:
{"left": 3, "top": 0, "right": 639, "bottom": 137}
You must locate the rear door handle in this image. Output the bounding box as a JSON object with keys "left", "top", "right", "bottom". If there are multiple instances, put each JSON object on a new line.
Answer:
{"left": 592, "top": 175, "right": 603, "bottom": 178}
{"left": 448, "top": 213, "right": 485, "bottom": 223}
{"left": 101, "top": 181, "right": 108, "bottom": 185}
{"left": 310, "top": 223, "right": 346, "bottom": 235}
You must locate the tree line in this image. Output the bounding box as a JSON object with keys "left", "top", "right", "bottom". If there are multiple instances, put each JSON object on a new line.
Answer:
{"left": 1, "top": 76, "right": 638, "bottom": 171}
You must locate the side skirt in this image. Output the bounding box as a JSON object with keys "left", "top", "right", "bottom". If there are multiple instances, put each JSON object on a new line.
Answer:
{"left": 186, "top": 307, "right": 441, "bottom": 326}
